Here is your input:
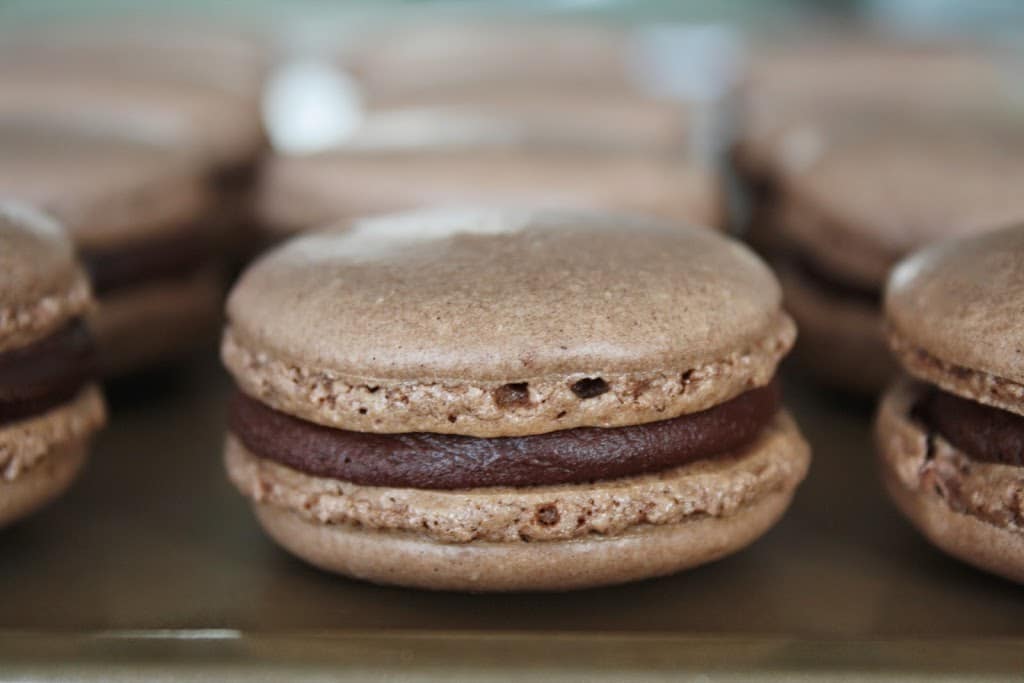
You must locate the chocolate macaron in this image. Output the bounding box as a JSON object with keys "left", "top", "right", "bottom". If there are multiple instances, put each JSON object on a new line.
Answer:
{"left": 222, "top": 207, "right": 810, "bottom": 591}
{"left": 877, "top": 224, "right": 1024, "bottom": 583}
{"left": 258, "top": 146, "right": 721, "bottom": 244}
{"left": 0, "top": 32, "right": 268, "bottom": 260}
{"left": 0, "top": 203, "right": 105, "bottom": 527}
{"left": 734, "top": 35, "right": 1010, "bottom": 223}
{"left": 0, "top": 117, "right": 222, "bottom": 375}
{"left": 759, "top": 114, "right": 1024, "bottom": 393}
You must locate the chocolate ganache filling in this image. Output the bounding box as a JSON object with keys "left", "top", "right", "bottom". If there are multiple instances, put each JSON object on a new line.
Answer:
{"left": 229, "top": 380, "right": 781, "bottom": 490}
{"left": 0, "top": 319, "right": 96, "bottom": 425}
{"left": 81, "top": 225, "right": 210, "bottom": 296}
{"left": 914, "top": 387, "right": 1024, "bottom": 468}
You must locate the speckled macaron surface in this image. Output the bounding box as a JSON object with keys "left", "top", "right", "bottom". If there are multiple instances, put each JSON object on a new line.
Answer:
{"left": 223, "top": 207, "right": 809, "bottom": 591}
{"left": 0, "top": 202, "right": 105, "bottom": 527}
{"left": 878, "top": 225, "right": 1024, "bottom": 583}
{"left": 0, "top": 203, "right": 92, "bottom": 352}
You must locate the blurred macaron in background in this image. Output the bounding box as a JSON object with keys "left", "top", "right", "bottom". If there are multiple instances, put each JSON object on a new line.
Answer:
{"left": 0, "top": 117, "right": 223, "bottom": 376}
{"left": 0, "top": 18, "right": 271, "bottom": 263}
{"left": 732, "top": 28, "right": 1024, "bottom": 393}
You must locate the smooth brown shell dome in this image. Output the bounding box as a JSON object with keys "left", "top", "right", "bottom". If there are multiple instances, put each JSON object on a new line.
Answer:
{"left": 224, "top": 207, "right": 794, "bottom": 436}
{"left": 886, "top": 224, "right": 1024, "bottom": 416}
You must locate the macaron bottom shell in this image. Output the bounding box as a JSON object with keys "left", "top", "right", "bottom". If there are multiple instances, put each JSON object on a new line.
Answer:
{"left": 777, "top": 261, "right": 893, "bottom": 395}
{"left": 876, "top": 378, "right": 1024, "bottom": 584}
{"left": 252, "top": 491, "right": 798, "bottom": 592}
{"left": 226, "top": 411, "right": 810, "bottom": 592}
{"left": 90, "top": 267, "right": 223, "bottom": 376}
{"left": 0, "top": 385, "right": 105, "bottom": 528}
{"left": 0, "top": 437, "right": 89, "bottom": 528}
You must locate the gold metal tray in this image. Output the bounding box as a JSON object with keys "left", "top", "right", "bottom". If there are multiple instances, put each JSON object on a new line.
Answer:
{"left": 2, "top": 351, "right": 1022, "bottom": 680}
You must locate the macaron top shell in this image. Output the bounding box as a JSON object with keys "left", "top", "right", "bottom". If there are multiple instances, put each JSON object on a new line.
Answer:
{"left": 775, "top": 115, "right": 1024, "bottom": 287}
{"left": 346, "top": 22, "right": 635, "bottom": 99}
{"left": 886, "top": 224, "right": 1024, "bottom": 416}
{"left": 330, "top": 92, "right": 693, "bottom": 157}
{"left": 0, "top": 70, "right": 264, "bottom": 171}
{"left": 258, "top": 150, "right": 719, "bottom": 239}
{"left": 739, "top": 37, "right": 1010, "bottom": 179}
{"left": 0, "top": 20, "right": 268, "bottom": 101}
{"left": 0, "top": 118, "right": 212, "bottom": 249}
{"left": 225, "top": 207, "right": 794, "bottom": 436}
{"left": 0, "top": 202, "right": 92, "bottom": 351}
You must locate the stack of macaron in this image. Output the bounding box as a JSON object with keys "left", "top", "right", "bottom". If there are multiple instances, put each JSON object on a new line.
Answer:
{"left": 5, "top": 14, "right": 1023, "bottom": 602}
{"left": 0, "top": 117, "right": 223, "bottom": 375}
{"left": 877, "top": 224, "right": 1024, "bottom": 584}
{"left": 221, "top": 207, "right": 810, "bottom": 590}
{"left": 0, "top": 203, "right": 105, "bottom": 527}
